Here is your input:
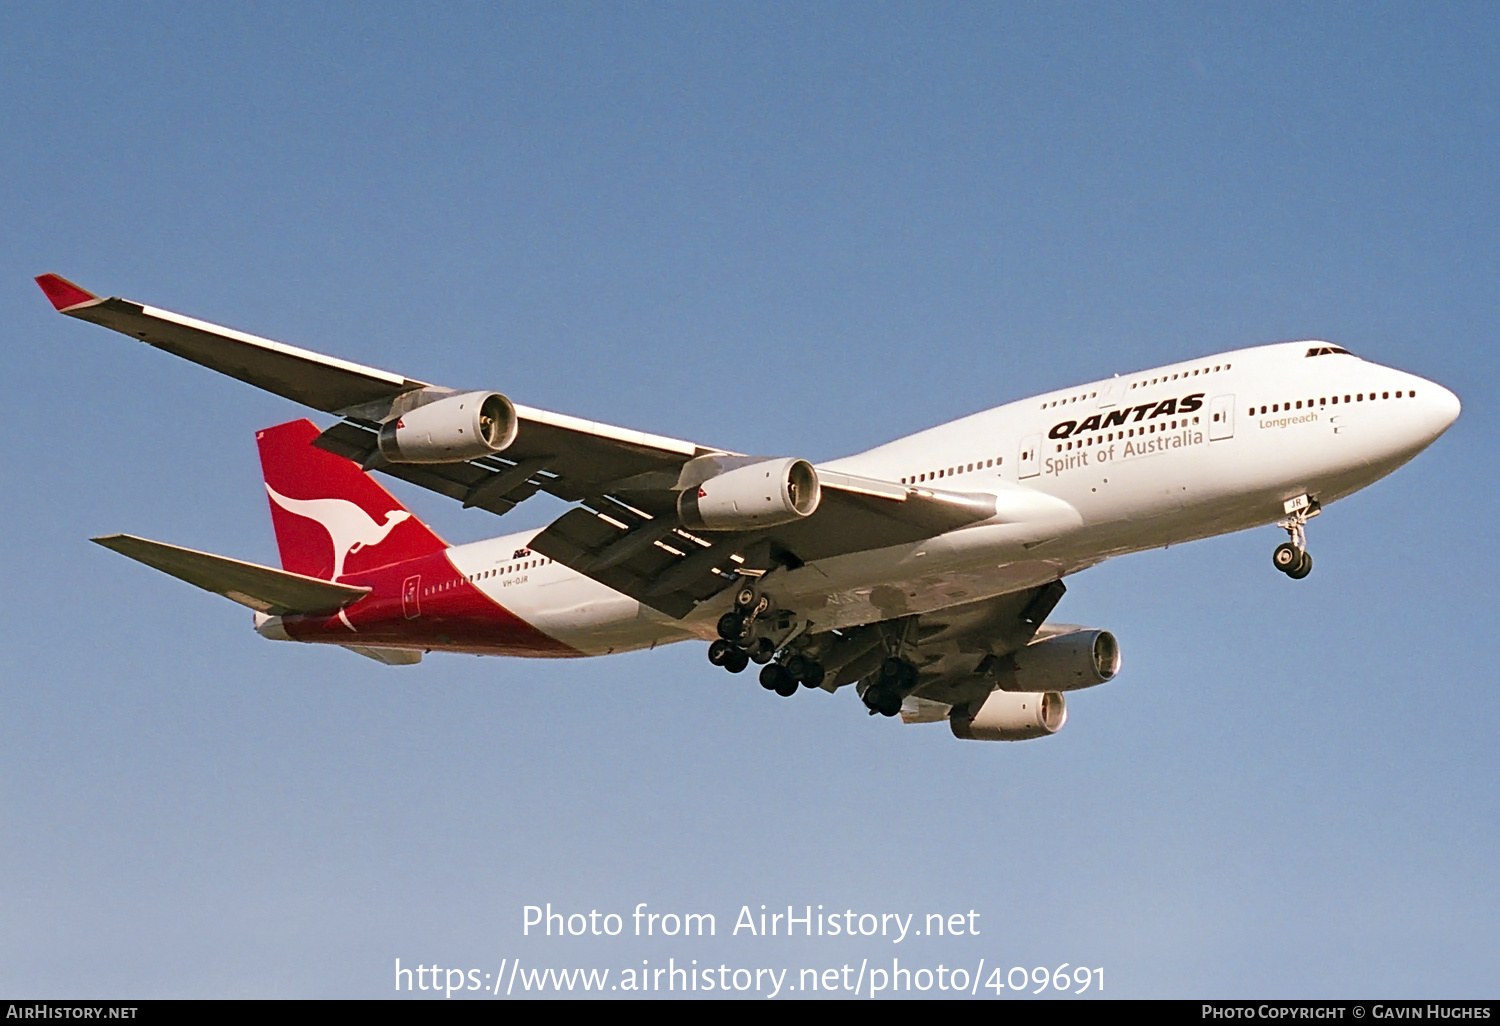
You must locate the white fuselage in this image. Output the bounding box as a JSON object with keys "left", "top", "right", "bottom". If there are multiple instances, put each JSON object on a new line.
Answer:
{"left": 440, "top": 341, "right": 1459, "bottom": 655}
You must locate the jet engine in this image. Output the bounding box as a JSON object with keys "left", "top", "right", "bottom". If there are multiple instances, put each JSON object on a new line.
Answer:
{"left": 677, "top": 457, "right": 821, "bottom": 530}
{"left": 950, "top": 690, "right": 1066, "bottom": 741}
{"left": 377, "top": 391, "right": 518, "bottom": 464}
{"left": 994, "top": 629, "right": 1120, "bottom": 693}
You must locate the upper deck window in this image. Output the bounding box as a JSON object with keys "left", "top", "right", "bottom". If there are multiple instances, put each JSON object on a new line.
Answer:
{"left": 1306, "top": 346, "right": 1353, "bottom": 357}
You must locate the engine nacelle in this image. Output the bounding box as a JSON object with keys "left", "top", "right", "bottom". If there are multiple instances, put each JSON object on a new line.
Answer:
{"left": 994, "top": 629, "right": 1120, "bottom": 693}
{"left": 677, "top": 457, "right": 821, "bottom": 530}
{"left": 950, "top": 690, "right": 1066, "bottom": 741}
{"left": 377, "top": 391, "right": 518, "bottom": 464}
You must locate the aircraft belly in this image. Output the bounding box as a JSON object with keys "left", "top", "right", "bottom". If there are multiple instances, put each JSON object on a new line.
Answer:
{"left": 529, "top": 576, "right": 697, "bottom": 656}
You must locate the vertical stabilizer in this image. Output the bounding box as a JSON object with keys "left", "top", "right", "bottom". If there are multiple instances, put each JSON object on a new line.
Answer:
{"left": 256, "top": 420, "right": 448, "bottom": 581}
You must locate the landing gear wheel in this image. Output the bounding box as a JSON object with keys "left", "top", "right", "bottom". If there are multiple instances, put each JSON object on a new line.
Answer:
{"left": 1272, "top": 543, "right": 1302, "bottom": 573}
{"left": 723, "top": 648, "right": 749, "bottom": 674}
{"left": 717, "top": 612, "right": 747, "bottom": 641}
{"left": 707, "top": 639, "right": 734, "bottom": 666}
{"left": 759, "top": 664, "right": 798, "bottom": 696}
{"left": 1274, "top": 497, "right": 1321, "bottom": 579}
{"left": 785, "top": 654, "right": 825, "bottom": 689}
{"left": 734, "top": 585, "right": 757, "bottom": 610}
{"left": 748, "top": 637, "right": 776, "bottom": 664}
{"left": 863, "top": 685, "right": 903, "bottom": 717}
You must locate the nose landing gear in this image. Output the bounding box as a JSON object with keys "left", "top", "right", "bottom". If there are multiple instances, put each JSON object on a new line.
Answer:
{"left": 1272, "top": 495, "right": 1320, "bottom": 580}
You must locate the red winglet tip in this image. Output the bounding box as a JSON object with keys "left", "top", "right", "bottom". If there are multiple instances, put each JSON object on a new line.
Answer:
{"left": 35, "top": 273, "right": 99, "bottom": 311}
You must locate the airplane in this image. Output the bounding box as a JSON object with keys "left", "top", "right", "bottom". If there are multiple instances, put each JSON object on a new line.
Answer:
{"left": 35, "top": 273, "right": 1461, "bottom": 742}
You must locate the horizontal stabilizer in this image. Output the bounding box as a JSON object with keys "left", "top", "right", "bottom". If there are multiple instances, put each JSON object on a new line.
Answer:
{"left": 92, "top": 534, "right": 371, "bottom": 616}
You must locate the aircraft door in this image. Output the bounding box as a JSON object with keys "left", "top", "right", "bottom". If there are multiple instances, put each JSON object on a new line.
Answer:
{"left": 402, "top": 575, "right": 422, "bottom": 619}
{"left": 1019, "top": 434, "right": 1041, "bottom": 479}
{"left": 1209, "top": 395, "right": 1235, "bottom": 441}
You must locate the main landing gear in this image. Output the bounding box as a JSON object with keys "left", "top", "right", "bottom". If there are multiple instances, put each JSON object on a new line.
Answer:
{"left": 1272, "top": 495, "right": 1320, "bottom": 580}
{"left": 861, "top": 656, "right": 917, "bottom": 718}
{"left": 706, "top": 584, "right": 825, "bottom": 698}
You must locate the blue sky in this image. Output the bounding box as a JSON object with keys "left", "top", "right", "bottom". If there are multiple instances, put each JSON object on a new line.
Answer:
{"left": 2, "top": 2, "right": 1496, "bottom": 997}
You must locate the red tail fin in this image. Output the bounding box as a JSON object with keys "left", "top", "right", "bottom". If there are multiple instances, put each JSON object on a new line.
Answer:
{"left": 256, "top": 420, "right": 447, "bottom": 581}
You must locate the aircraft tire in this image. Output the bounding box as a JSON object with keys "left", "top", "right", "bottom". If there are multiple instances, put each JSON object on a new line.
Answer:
{"left": 1273, "top": 542, "right": 1301, "bottom": 573}
{"left": 724, "top": 648, "right": 750, "bottom": 674}
{"left": 707, "top": 639, "right": 734, "bottom": 666}
{"left": 717, "top": 612, "right": 747, "bottom": 640}
{"left": 1287, "top": 551, "right": 1313, "bottom": 579}
{"left": 748, "top": 637, "right": 776, "bottom": 664}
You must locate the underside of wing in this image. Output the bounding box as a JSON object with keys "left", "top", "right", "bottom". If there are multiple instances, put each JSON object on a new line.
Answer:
{"left": 311, "top": 415, "right": 709, "bottom": 518}
{"left": 93, "top": 534, "right": 371, "bottom": 616}
{"left": 526, "top": 475, "right": 1041, "bottom": 618}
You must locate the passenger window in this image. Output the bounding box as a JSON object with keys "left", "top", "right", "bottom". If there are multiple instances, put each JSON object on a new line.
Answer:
{"left": 1382, "top": 392, "right": 1389, "bottom": 400}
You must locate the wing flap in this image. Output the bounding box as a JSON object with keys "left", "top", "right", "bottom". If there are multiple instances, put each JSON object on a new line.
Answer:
{"left": 93, "top": 534, "right": 371, "bottom": 616}
{"left": 529, "top": 502, "right": 734, "bottom": 619}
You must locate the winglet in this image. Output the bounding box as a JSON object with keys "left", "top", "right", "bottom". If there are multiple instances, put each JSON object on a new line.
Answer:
{"left": 35, "top": 273, "right": 100, "bottom": 312}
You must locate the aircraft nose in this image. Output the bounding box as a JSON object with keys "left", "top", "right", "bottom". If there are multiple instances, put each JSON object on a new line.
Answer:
{"left": 1416, "top": 379, "right": 1461, "bottom": 443}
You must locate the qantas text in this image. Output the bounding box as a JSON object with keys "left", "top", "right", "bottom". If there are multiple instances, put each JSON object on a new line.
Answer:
{"left": 1048, "top": 393, "right": 1205, "bottom": 439}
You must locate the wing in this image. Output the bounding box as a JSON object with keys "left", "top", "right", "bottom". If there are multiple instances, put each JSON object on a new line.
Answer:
{"left": 796, "top": 581, "right": 1073, "bottom": 721}
{"left": 524, "top": 473, "right": 1070, "bottom": 617}
{"left": 39, "top": 273, "right": 714, "bottom": 517}
{"left": 93, "top": 534, "right": 371, "bottom": 616}
{"left": 44, "top": 275, "right": 1058, "bottom": 618}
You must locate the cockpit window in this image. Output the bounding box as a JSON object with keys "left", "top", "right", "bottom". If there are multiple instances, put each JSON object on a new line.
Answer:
{"left": 1305, "top": 346, "right": 1353, "bottom": 357}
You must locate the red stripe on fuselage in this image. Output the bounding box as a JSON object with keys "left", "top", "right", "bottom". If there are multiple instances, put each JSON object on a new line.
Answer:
{"left": 280, "top": 549, "right": 582, "bottom": 658}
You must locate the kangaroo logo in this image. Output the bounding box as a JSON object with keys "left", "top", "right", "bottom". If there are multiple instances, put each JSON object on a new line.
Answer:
{"left": 265, "top": 485, "right": 413, "bottom": 581}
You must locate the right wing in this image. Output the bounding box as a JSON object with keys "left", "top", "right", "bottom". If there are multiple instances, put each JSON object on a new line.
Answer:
{"left": 92, "top": 534, "right": 370, "bottom": 616}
